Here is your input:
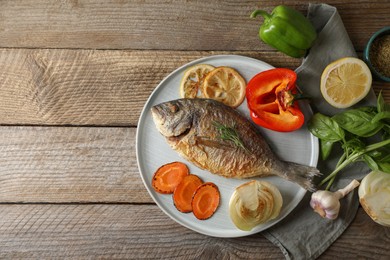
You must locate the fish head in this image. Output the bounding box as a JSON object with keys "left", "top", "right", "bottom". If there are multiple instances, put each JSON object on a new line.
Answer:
{"left": 151, "top": 99, "right": 194, "bottom": 138}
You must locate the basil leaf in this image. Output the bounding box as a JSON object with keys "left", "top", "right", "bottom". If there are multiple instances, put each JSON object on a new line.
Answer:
{"left": 367, "top": 150, "right": 382, "bottom": 159}
{"left": 332, "top": 109, "right": 383, "bottom": 137}
{"left": 308, "top": 113, "right": 344, "bottom": 142}
{"left": 378, "top": 162, "right": 390, "bottom": 173}
{"left": 373, "top": 146, "right": 390, "bottom": 173}
{"left": 377, "top": 92, "right": 390, "bottom": 113}
{"left": 343, "top": 138, "right": 365, "bottom": 154}
{"left": 363, "top": 154, "right": 379, "bottom": 171}
{"left": 320, "top": 139, "right": 334, "bottom": 160}
{"left": 355, "top": 106, "right": 377, "bottom": 113}
{"left": 372, "top": 111, "right": 390, "bottom": 123}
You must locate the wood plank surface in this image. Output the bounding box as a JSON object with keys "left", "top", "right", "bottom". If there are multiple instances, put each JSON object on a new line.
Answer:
{"left": 0, "top": 49, "right": 389, "bottom": 126}
{"left": 0, "top": 0, "right": 389, "bottom": 51}
{"left": 0, "top": 49, "right": 299, "bottom": 126}
{"left": 1, "top": 1, "right": 389, "bottom": 259}
{"left": 0, "top": 204, "right": 284, "bottom": 259}
{"left": 0, "top": 125, "right": 386, "bottom": 257}
{"left": 0, "top": 204, "right": 388, "bottom": 259}
{"left": 0, "top": 126, "right": 150, "bottom": 203}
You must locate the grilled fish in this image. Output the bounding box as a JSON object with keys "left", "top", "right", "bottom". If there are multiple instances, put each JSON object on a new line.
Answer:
{"left": 151, "top": 98, "right": 320, "bottom": 191}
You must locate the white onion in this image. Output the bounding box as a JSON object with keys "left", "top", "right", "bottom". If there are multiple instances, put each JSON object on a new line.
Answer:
{"left": 358, "top": 170, "right": 390, "bottom": 227}
{"left": 229, "top": 180, "right": 283, "bottom": 231}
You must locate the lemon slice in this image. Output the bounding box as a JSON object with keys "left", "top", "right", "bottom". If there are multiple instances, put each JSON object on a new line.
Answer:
{"left": 320, "top": 57, "right": 372, "bottom": 108}
{"left": 180, "top": 64, "right": 215, "bottom": 98}
{"left": 202, "top": 66, "right": 246, "bottom": 108}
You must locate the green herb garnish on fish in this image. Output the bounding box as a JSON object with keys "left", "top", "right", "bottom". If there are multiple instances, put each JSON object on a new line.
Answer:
{"left": 213, "top": 121, "right": 248, "bottom": 151}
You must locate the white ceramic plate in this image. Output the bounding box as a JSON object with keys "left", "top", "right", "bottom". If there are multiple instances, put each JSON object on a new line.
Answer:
{"left": 136, "top": 55, "right": 318, "bottom": 237}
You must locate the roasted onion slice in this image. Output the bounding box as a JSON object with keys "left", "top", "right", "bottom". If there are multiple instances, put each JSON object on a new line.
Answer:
{"left": 229, "top": 180, "right": 283, "bottom": 231}
{"left": 359, "top": 170, "right": 390, "bottom": 227}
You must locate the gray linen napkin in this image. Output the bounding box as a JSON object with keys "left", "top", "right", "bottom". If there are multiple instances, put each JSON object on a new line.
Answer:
{"left": 262, "top": 4, "right": 377, "bottom": 259}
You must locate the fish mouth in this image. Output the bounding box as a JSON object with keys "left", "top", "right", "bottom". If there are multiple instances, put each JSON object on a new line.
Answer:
{"left": 150, "top": 107, "right": 165, "bottom": 125}
{"left": 151, "top": 106, "right": 163, "bottom": 122}
{"left": 151, "top": 106, "right": 167, "bottom": 132}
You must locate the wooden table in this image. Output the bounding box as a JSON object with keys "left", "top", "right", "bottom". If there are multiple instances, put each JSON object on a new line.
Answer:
{"left": 0, "top": 0, "right": 389, "bottom": 258}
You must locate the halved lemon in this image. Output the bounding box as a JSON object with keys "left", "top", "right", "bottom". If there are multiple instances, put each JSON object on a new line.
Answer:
{"left": 180, "top": 64, "right": 215, "bottom": 98}
{"left": 320, "top": 57, "right": 372, "bottom": 108}
{"left": 202, "top": 66, "right": 246, "bottom": 108}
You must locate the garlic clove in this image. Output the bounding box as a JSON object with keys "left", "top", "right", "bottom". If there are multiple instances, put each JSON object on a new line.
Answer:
{"left": 310, "top": 180, "right": 359, "bottom": 220}
{"left": 310, "top": 190, "right": 340, "bottom": 219}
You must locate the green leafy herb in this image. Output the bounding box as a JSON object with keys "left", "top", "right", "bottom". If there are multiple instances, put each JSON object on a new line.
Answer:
{"left": 308, "top": 113, "right": 344, "bottom": 160}
{"left": 332, "top": 107, "right": 383, "bottom": 137}
{"left": 308, "top": 93, "right": 390, "bottom": 190}
{"left": 320, "top": 140, "right": 334, "bottom": 161}
{"left": 378, "top": 92, "right": 390, "bottom": 114}
{"left": 372, "top": 111, "right": 390, "bottom": 123}
{"left": 213, "top": 121, "right": 248, "bottom": 151}
{"left": 308, "top": 113, "right": 345, "bottom": 142}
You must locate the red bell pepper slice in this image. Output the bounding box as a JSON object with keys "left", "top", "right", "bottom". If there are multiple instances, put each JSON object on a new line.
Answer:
{"left": 246, "top": 68, "right": 304, "bottom": 132}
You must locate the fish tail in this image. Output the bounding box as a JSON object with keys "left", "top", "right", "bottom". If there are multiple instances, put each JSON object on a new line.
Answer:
{"left": 279, "top": 162, "right": 322, "bottom": 192}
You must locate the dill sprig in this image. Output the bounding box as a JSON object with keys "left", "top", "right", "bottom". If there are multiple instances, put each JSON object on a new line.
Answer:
{"left": 213, "top": 121, "right": 248, "bottom": 151}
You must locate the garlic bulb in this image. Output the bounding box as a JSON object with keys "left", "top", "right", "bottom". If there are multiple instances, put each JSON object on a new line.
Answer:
{"left": 310, "top": 179, "right": 360, "bottom": 220}
{"left": 229, "top": 180, "right": 283, "bottom": 231}
{"left": 358, "top": 170, "right": 390, "bottom": 227}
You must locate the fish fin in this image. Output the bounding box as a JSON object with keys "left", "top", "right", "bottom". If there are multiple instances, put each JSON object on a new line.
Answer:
{"left": 281, "top": 162, "right": 322, "bottom": 192}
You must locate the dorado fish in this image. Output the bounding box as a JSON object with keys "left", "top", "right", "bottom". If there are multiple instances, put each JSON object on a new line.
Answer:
{"left": 151, "top": 98, "right": 320, "bottom": 191}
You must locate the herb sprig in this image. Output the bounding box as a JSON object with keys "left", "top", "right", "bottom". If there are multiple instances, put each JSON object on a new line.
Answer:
{"left": 308, "top": 92, "right": 390, "bottom": 190}
{"left": 213, "top": 121, "right": 248, "bottom": 151}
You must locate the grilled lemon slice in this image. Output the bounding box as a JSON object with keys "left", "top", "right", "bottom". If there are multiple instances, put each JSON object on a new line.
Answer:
{"left": 180, "top": 64, "right": 215, "bottom": 98}
{"left": 202, "top": 66, "right": 246, "bottom": 108}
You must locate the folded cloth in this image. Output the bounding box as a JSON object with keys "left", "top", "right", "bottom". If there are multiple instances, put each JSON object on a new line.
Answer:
{"left": 262, "top": 3, "right": 377, "bottom": 260}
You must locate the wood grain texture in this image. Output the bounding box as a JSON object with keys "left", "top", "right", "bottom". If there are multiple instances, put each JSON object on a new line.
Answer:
{"left": 0, "top": 49, "right": 389, "bottom": 126}
{"left": 0, "top": 204, "right": 387, "bottom": 259}
{"left": 0, "top": 0, "right": 389, "bottom": 51}
{"left": 0, "top": 49, "right": 299, "bottom": 126}
{"left": 0, "top": 126, "right": 388, "bottom": 258}
{"left": 0, "top": 204, "right": 282, "bottom": 259}
{"left": 0, "top": 1, "right": 389, "bottom": 258}
{"left": 0, "top": 126, "right": 150, "bottom": 203}
{"left": 319, "top": 207, "right": 390, "bottom": 259}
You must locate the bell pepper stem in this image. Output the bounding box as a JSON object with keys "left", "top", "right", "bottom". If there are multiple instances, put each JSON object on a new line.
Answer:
{"left": 250, "top": 10, "right": 271, "bottom": 20}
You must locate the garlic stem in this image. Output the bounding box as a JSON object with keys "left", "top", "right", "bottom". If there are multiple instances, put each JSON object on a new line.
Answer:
{"left": 334, "top": 179, "right": 360, "bottom": 199}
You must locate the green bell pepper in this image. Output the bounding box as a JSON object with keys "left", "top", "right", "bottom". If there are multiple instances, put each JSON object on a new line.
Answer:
{"left": 250, "top": 5, "right": 317, "bottom": 58}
